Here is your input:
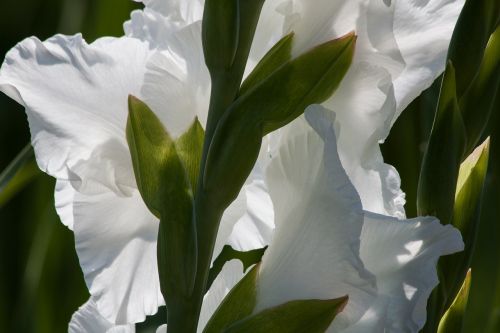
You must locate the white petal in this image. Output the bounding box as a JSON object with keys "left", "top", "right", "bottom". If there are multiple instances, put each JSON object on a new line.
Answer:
{"left": 392, "top": 0, "right": 465, "bottom": 117}
{"left": 69, "top": 298, "right": 135, "bottom": 333}
{"left": 138, "top": 0, "right": 204, "bottom": 24}
{"left": 125, "top": 8, "right": 186, "bottom": 50}
{"left": 70, "top": 185, "right": 163, "bottom": 325}
{"left": 198, "top": 260, "right": 245, "bottom": 331}
{"left": 227, "top": 175, "right": 275, "bottom": 252}
{"left": 0, "top": 34, "right": 150, "bottom": 184}
{"left": 257, "top": 108, "right": 376, "bottom": 331}
{"left": 321, "top": 1, "right": 407, "bottom": 218}
{"left": 140, "top": 22, "right": 210, "bottom": 136}
{"left": 324, "top": 63, "right": 406, "bottom": 218}
{"left": 260, "top": 0, "right": 462, "bottom": 219}
{"left": 55, "top": 179, "right": 76, "bottom": 229}
{"left": 254, "top": 1, "right": 407, "bottom": 218}
{"left": 245, "top": 0, "right": 289, "bottom": 77}
{"left": 256, "top": 108, "right": 464, "bottom": 332}
{"left": 343, "top": 213, "right": 464, "bottom": 332}
{"left": 156, "top": 324, "right": 167, "bottom": 333}
{"left": 288, "top": 0, "right": 362, "bottom": 56}
{"left": 125, "top": 0, "right": 204, "bottom": 50}
{"left": 330, "top": 0, "right": 463, "bottom": 217}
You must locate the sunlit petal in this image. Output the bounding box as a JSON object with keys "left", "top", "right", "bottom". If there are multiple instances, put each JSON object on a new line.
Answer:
{"left": 69, "top": 298, "right": 135, "bottom": 333}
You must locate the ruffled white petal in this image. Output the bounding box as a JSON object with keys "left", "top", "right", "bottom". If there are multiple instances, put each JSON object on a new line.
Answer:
{"left": 257, "top": 109, "right": 376, "bottom": 331}
{"left": 254, "top": 1, "right": 404, "bottom": 218}
{"left": 140, "top": 22, "right": 210, "bottom": 136}
{"left": 126, "top": 0, "right": 204, "bottom": 50}
{"left": 343, "top": 213, "right": 464, "bottom": 332}
{"left": 0, "top": 34, "right": 150, "bottom": 183}
{"left": 0, "top": 34, "right": 167, "bottom": 324}
{"left": 125, "top": 8, "right": 180, "bottom": 49}
{"left": 69, "top": 298, "right": 135, "bottom": 333}
{"left": 138, "top": 0, "right": 204, "bottom": 24}
{"left": 256, "top": 108, "right": 464, "bottom": 332}
{"left": 0, "top": 14, "right": 274, "bottom": 328}
{"left": 392, "top": 0, "right": 465, "bottom": 118}
{"left": 69, "top": 184, "right": 163, "bottom": 324}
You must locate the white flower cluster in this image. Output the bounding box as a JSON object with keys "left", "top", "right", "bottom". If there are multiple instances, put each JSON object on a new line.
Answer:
{"left": 0, "top": 0, "right": 465, "bottom": 332}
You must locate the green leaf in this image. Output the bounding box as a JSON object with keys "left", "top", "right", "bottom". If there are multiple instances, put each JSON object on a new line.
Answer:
{"left": 239, "top": 33, "right": 294, "bottom": 96}
{"left": 417, "top": 61, "right": 467, "bottom": 225}
{"left": 463, "top": 92, "right": 500, "bottom": 333}
{"left": 460, "top": 26, "right": 500, "bottom": 155}
{"left": 224, "top": 296, "right": 349, "bottom": 333}
{"left": 418, "top": 63, "right": 470, "bottom": 333}
{"left": 203, "top": 264, "right": 260, "bottom": 333}
{"left": 202, "top": 0, "right": 240, "bottom": 71}
{"left": 206, "top": 245, "right": 267, "bottom": 292}
{"left": 0, "top": 144, "right": 39, "bottom": 208}
{"left": 204, "top": 33, "right": 356, "bottom": 207}
{"left": 454, "top": 137, "right": 490, "bottom": 232}
{"left": 447, "top": 0, "right": 500, "bottom": 97}
{"left": 126, "top": 95, "right": 198, "bottom": 299}
{"left": 438, "top": 138, "right": 490, "bottom": 305}
{"left": 438, "top": 270, "right": 471, "bottom": 333}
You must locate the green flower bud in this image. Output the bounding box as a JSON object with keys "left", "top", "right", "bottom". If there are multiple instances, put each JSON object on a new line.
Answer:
{"left": 203, "top": 33, "right": 356, "bottom": 208}
{"left": 126, "top": 95, "right": 203, "bottom": 300}
{"left": 202, "top": 0, "right": 240, "bottom": 72}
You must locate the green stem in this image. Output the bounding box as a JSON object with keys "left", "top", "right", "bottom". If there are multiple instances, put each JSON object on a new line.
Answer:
{"left": 166, "top": 190, "right": 223, "bottom": 333}
{"left": 165, "top": 3, "right": 265, "bottom": 331}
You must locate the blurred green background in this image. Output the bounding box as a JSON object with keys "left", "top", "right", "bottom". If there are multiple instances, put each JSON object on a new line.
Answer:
{"left": 0, "top": 0, "right": 497, "bottom": 332}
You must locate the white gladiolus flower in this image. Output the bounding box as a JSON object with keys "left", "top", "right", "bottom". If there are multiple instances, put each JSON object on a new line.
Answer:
{"left": 0, "top": 0, "right": 465, "bottom": 332}
{"left": 254, "top": 107, "right": 462, "bottom": 332}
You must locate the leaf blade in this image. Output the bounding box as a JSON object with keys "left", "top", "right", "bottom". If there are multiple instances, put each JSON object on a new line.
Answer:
{"left": 224, "top": 297, "right": 348, "bottom": 333}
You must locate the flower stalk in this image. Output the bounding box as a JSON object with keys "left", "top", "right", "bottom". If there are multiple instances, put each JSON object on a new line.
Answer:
{"left": 165, "top": 1, "right": 266, "bottom": 331}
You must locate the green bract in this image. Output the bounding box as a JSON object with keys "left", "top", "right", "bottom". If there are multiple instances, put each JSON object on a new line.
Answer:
{"left": 204, "top": 263, "right": 348, "bottom": 333}
{"left": 204, "top": 264, "right": 260, "bottom": 333}
{"left": 224, "top": 297, "right": 348, "bottom": 333}
{"left": 438, "top": 270, "right": 471, "bottom": 333}
{"left": 239, "top": 33, "right": 294, "bottom": 96}
{"left": 417, "top": 62, "right": 466, "bottom": 224}
{"left": 126, "top": 95, "right": 202, "bottom": 300}
{"left": 439, "top": 138, "right": 489, "bottom": 314}
{"left": 204, "top": 33, "right": 356, "bottom": 208}
{"left": 460, "top": 27, "right": 500, "bottom": 155}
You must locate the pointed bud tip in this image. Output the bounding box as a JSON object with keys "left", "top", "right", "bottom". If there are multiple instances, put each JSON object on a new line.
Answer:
{"left": 128, "top": 94, "right": 144, "bottom": 114}
{"left": 128, "top": 94, "right": 140, "bottom": 104}
{"left": 335, "top": 295, "right": 349, "bottom": 314}
{"left": 340, "top": 31, "right": 357, "bottom": 43}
